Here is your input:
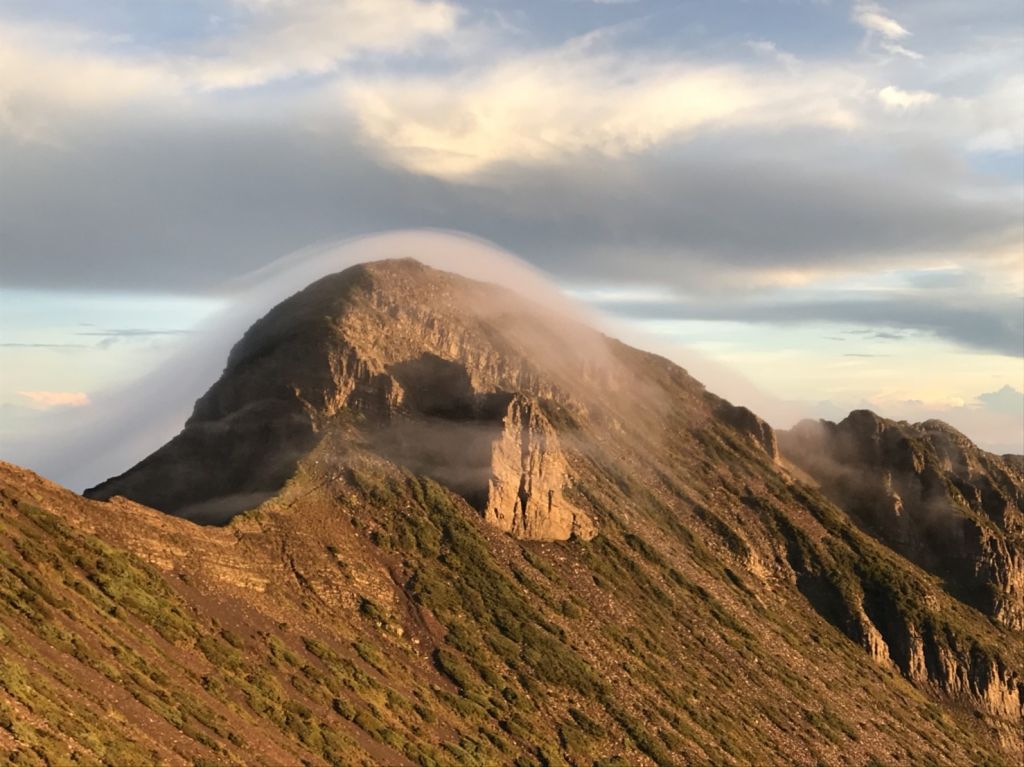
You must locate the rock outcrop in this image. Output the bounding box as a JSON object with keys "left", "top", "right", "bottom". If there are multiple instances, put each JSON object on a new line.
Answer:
{"left": 484, "top": 395, "right": 595, "bottom": 541}
{"left": 712, "top": 398, "right": 779, "bottom": 460}
{"left": 779, "top": 410, "right": 1024, "bottom": 631}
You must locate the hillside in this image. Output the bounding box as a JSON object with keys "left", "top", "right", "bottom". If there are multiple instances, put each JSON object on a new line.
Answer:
{"left": 2, "top": 259, "right": 1022, "bottom": 766}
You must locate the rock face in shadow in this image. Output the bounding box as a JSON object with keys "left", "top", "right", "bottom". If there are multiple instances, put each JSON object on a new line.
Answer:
{"left": 711, "top": 397, "right": 779, "bottom": 460}
{"left": 84, "top": 401, "right": 317, "bottom": 524}
{"left": 778, "top": 410, "right": 1024, "bottom": 631}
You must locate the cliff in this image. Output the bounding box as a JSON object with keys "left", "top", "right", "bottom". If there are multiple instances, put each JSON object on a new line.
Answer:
{"left": 779, "top": 410, "right": 1024, "bottom": 631}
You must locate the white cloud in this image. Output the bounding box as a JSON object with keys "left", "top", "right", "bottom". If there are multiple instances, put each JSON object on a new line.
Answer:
{"left": 194, "top": 0, "right": 460, "bottom": 90}
{"left": 0, "top": 0, "right": 460, "bottom": 142}
{"left": 880, "top": 42, "right": 923, "bottom": 60}
{"left": 345, "top": 45, "right": 863, "bottom": 177}
{"left": 0, "top": 1, "right": 458, "bottom": 100}
{"left": 854, "top": 3, "right": 911, "bottom": 39}
{"left": 878, "top": 85, "right": 937, "bottom": 110}
{"left": 0, "top": 23, "right": 182, "bottom": 143}
{"left": 17, "top": 391, "right": 90, "bottom": 409}
{"left": 976, "top": 385, "right": 1024, "bottom": 413}
{"left": 966, "top": 74, "right": 1024, "bottom": 151}
{"left": 746, "top": 39, "right": 801, "bottom": 69}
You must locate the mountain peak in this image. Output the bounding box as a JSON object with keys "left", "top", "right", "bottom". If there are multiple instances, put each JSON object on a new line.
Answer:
{"left": 84, "top": 259, "right": 657, "bottom": 533}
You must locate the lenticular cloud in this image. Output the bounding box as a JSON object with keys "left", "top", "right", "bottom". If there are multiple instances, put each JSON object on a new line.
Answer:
{"left": 3, "top": 230, "right": 599, "bottom": 491}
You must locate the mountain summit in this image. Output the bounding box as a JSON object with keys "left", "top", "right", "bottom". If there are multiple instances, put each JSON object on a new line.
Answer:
{"left": 3, "top": 260, "right": 1022, "bottom": 765}
{"left": 86, "top": 258, "right": 764, "bottom": 537}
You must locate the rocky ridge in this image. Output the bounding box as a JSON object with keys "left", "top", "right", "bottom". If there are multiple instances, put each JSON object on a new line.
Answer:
{"left": 779, "top": 410, "right": 1024, "bottom": 631}
{"left": 483, "top": 395, "right": 595, "bottom": 541}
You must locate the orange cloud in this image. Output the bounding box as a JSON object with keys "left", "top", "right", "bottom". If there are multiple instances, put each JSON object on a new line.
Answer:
{"left": 17, "top": 391, "right": 90, "bottom": 408}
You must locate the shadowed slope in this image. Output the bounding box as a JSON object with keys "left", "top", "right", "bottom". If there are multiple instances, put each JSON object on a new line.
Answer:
{"left": 779, "top": 411, "right": 1024, "bottom": 631}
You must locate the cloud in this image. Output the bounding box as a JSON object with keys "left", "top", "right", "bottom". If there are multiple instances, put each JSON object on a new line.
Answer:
{"left": 74, "top": 327, "right": 191, "bottom": 349}
{"left": 0, "top": 330, "right": 188, "bottom": 351}
{"left": 966, "top": 74, "right": 1024, "bottom": 151}
{"left": 746, "top": 40, "right": 800, "bottom": 69}
{"left": 0, "top": 22, "right": 182, "bottom": 144}
{"left": 880, "top": 42, "right": 923, "bottom": 61}
{"left": 76, "top": 327, "right": 189, "bottom": 338}
{"left": 16, "top": 391, "right": 90, "bottom": 408}
{"left": 0, "top": 342, "right": 88, "bottom": 349}
{"left": 0, "top": 0, "right": 1020, "bottom": 366}
{"left": 1, "top": 119, "right": 1019, "bottom": 304}
{"left": 865, "top": 331, "right": 905, "bottom": 340}
{"left": 0, "top": 0, "right": 460, "bottom": 143}
{"left": 344, "top": 41, "right": 861, "bottom": 177}
{"left": 878, "top": 85, "right": 937, "bottom": 110}
{"left": 977, "top": 385, "right": 1024, "bottom": 413}
{"left": 192, "top": 0, "right": 460, "bottom": 90}
{"left": 597, "top": 293, "right": 1024, "bottom": 357}
{"left": 853, "top": 3, "right": 911, "bottom": 39}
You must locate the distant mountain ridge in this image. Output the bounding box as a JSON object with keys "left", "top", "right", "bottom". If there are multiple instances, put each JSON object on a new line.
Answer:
{"left": 0, "top": 259, "right": 1019, "bottom": 765}
{"left": 779, "top": 411, "right": 1024, "bottom": 631}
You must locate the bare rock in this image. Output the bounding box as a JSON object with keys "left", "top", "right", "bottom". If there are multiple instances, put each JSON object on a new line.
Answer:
{"left": 779, "top": 411, "right": 1024, "bottom": 631}
{"left": 484, "top": 395, "right": 595, "bottom": 541}
{"left": 87, "top": 261, "right": 604, "bottom": 540}
{"left": 712, "top": 398, "right": 779, "bottom": 460}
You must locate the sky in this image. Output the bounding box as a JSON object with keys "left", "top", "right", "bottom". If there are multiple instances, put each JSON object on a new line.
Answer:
{"left": 0, "top": 0, "right": 1022, "bottom": 467}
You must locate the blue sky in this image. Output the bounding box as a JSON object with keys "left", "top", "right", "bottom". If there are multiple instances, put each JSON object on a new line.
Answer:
{"left": 0, "top": 0, "right": 1022, "bottom": 469}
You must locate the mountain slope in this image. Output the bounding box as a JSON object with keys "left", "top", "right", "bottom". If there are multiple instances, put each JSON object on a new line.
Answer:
{"left": 3, "top": 259, "right": 1022, "bottom": 765}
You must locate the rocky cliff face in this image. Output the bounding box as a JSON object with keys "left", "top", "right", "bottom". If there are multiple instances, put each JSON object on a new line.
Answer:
{"left": 483, "top": 395, "right": 595, "bottom": 541}
{"left": 778, "top": 410, "right": 1024, "bottom": 631}
{"left": 710, "top": 398, "right": 779, "bottom": 460}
